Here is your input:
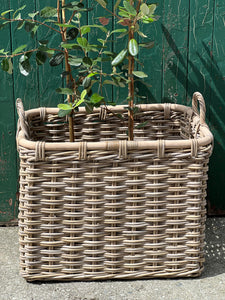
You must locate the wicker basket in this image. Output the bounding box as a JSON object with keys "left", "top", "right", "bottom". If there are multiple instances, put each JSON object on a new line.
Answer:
{"left": 16, "top": 92, "right": 213, "bottom": 281}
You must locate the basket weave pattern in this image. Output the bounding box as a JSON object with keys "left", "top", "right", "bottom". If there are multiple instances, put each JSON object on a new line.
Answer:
{"left": 16, "top": 93, "right": 213, "bottom": 281}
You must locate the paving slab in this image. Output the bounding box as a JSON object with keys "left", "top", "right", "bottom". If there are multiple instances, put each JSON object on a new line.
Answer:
{"left": 0, "top": 217, "right": 225, "bottom": 300}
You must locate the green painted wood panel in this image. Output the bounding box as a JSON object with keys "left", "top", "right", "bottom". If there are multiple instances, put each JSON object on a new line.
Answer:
{"left": 207, "top": 0, "right": 225, "bottom": 214}
{"left": 0, "top": 0, "right": 224, "bottom": 223}
{"left": 162, "top": 0, "right": 190, "bottom": 105}
{"left": 12, "top": 0, "right": 40, "bottom": 109}
{"left": 36, "top": 0, "right": 63, "bottom": 108}
{"left": 0, "top": 1, "right": 18, "bottom": 224}
{"left": 139, "top": 1, "right": 163, "bottom": 103}
{"left": 187, "top": 0, "right": 216, "bottom": 213}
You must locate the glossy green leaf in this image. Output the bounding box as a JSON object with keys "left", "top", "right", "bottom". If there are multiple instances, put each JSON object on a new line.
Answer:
{"left": 81, "top": 89, "right": 87, "bottom": 100}
{"left": 19, "top": 55, "right": 31, "bottom": 76}
{"left": 1, "top": 58, "right": 9, "bottom": 72}
{"left": 123, "top": 1, "right": 136, "bottom": 16}
{"left": 77, "top": 37, "right": 88, "bottom": 48}
{"left": 13, "top": 5, "right": 26, "bottom": 18}
{"left": 61, "top": 43, "right": 81, "bottom": 50}
{"left": 1, "top": 10, "right": 14, "bottom": 16}
{"left": 17, "top": 20, "right": 25, "bottom": 30}
{"left": 139, "top": 41, "right": 154, "bottom": 49}
{"left": 81, "top": 26, "right": 91, "bottom": 35}
{"left": 62, "top": 1, "right": 84, "bottom": 10}
{"left": 14, "top": 12, "right": 21, "bottom": 20}
{"left": 87, "top": 25, "right": 107, "bottom": 33}
{"left": 103, "top": 80, "right": 119, "bottom": 87}
{"left": 58, "top": 109, "right": 72, "bottom": 117}
{"left": 66, "top": 28, "right": 79, "bottom": 40}
{"left": 56, "top": 88, "right": 74, "bottom": 95}
{"left": 73, "top": 98, "right": 84, "bottom": 108}
{"left": 148, "top": 4, "right": 157, "bottom": 15}
{"left": 49, "top": 52, "right": 64, "bottom": 66}
{"left": 90, "top": 93, "right": 104, "bottom": 104}
{"left": 132, "top": 71, "right": 148, "bottom": 78}
{"left": 95, "top": 0, "right": 107, "bottom": 8}
{"left": 140, "top": 3, "right": 149, "bottom": 15}
{"left": 118, "top": 10, "right": 129, "bottom": 18}
{"left": 142, "top": 16, "right": 154, "bottom": 24}
{"left": 0, "top": 49, "right": 8, "bottom": 54}
{"left": 87, "top": 72, "right": 98, "bottom": 78}
{"left": 40, "top": 7, "right": 57, "bottom": 18}
{"left": 12, "top": 44, "right": 27, "bottom": 55}
{"left": 58, "top": 103, "right": 72, "bottom": 110}
{"left": 28, "top": 11, "right": 39, "bottom": 19}
{"left": 137, "top": 31, "right": 148, "bottom": 38}
{"left": 83, "top": 56, "right": 92, "bottom": 66}
{"left": 111, "top": 49, "right": 127, "bottom": 66}
{"left": 55, "top": 23, "right": 77, "bottom": 28}
{"left": 128, "top": 38, "right": 138, "bottom": 56}
{"left": 24, "top": 21, "right": 35, "bottom": 32}
{"left": 110, "top": 28, "right": 127, "bottom": 35}
{"left": 68, "top": 57, "right": 82, "bottom": 67}
{"left": 114, "top": 0, "right": 122, "bottom": 11}
{"left": 38, "top": 39, "right": 48, "bottom": 45}
{"left": 31, "top": 24, "right": 39, "bottom": 38}
{"left": 38, "top": 45, "right": 54, "bottom": 55}
{"left": 36, "top": 51, "right": 47, "bottom": 65}
{"left": 82, "top": 77, "right": 92, "bottom": 89}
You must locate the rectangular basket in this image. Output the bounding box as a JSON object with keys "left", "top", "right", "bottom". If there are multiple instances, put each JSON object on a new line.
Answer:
{"left": 16, "top": 92, "right": 213, "bottom": 281}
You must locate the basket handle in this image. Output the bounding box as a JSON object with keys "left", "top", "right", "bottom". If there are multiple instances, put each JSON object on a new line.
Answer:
{"left": 192, "top": 92, "right": 206, "bottom": 124}
{"left": 16, "top": 98, "right": 30, "bottom": 139}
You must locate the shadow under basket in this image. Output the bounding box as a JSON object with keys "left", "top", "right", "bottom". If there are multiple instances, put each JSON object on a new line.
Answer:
{"left": 16, "top": 92, "right": 213, "bottom": 281}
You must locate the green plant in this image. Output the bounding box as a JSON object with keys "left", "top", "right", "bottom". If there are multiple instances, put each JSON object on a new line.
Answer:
{"left": 0, "top": 0, "right": 158, "bottom": 142}
{"left": 0, "top": 1, "right": 118, "bottom": 141}
{"left": 96, "top": 0, "right": 158, "bottom": 140}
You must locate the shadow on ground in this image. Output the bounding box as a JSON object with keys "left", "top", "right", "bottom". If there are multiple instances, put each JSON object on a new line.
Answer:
{"left": 201, "top": 217, "right": 225, "bottom": 278}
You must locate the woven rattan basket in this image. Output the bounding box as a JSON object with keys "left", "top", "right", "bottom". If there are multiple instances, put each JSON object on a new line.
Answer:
{"left": 16, "top": 92, "right": 213, "bottom": 281}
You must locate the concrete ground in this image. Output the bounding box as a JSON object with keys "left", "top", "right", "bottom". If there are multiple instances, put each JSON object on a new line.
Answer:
{"left": 0, "top": 217, "right": 225, "bottom": 300}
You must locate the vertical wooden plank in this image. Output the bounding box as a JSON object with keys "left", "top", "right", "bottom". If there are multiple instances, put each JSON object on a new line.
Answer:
{"left": 0, "top": 1, "right": 18, "bottom": 224}
{"left": 207, "top": 0, "right": 225, "bottom": 213}
{"left": 36, "top": 0, "right": 63, "bottom": 107}
{"left": 113, "top": 3, "right": 129, "bottom": 105}
{"left": 162, "top": 0, "right": 190, "bottom": 104}
{"left": 187, "top": 0, "right": 217, "bottom": 213}
{"left": 11, "top": 0, "right": 40, "bottom": 109}
{"left": 187, "top": 0, "right": 214, "bottom": 108}
{"left": 88, "top": 0, "right": 113, "bottom": 102}
{"left": 139, "top": 0, "right": 164, "bottom": 104}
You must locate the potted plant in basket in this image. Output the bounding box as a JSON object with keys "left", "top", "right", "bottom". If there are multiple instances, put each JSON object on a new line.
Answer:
{"left": 0, "top": 0, "right": 213, "bottom": 282}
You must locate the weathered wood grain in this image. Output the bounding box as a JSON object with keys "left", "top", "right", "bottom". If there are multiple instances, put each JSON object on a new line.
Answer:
{"left": 11, "top": 0, "right": 39, "bottom": 109}
{"left": 0, "top": 1, "right": 18, "bottom": 223}
{"left": 138, "top": 1, "right": 163, "bottom": 104}
{"left": 162, "top": 0, "right": 190, "bottom": 104}
{"left": 36, "top": 0, "right": 63, "bottom": 107}
{"left": 207, "top": 0, "right": 225, "bottom": 213}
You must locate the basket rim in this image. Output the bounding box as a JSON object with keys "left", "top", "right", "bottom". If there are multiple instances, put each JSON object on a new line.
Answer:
{"left": 17, "top": 103, "right": 213, "bottom": 151}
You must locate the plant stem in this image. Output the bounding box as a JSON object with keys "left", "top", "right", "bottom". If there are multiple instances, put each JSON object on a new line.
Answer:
{"left": 0, "top": 16, "right": 61, "bottom": 33}
{"left": 128, "top": 21, "right": 134, "bottom": 141}
{"left": 0, "top": 47, "right": 63, "bottom": 58}
{"left": 60, "top": 0, "right": 74, "bottom": 142}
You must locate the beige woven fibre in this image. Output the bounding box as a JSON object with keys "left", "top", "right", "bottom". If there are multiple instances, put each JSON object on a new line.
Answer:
{"left": 16, "top": 92, "right": 213, "bottom": 281}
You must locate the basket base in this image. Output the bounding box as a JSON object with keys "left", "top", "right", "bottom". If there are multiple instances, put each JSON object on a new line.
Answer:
{"left": 21, "top": 267, "right": 203, "bottom": 282}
